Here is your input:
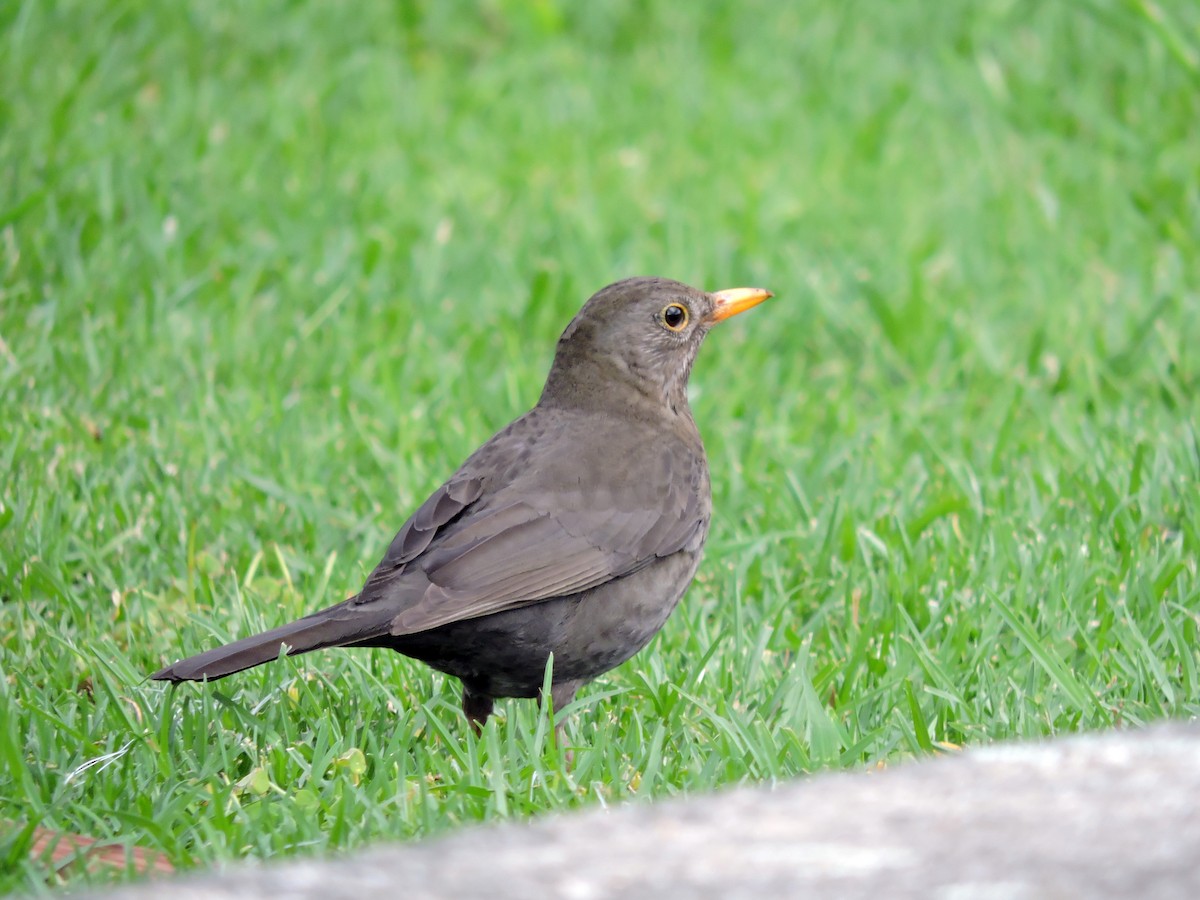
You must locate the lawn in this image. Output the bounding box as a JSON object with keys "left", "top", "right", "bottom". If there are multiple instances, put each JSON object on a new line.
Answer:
{"left": 1, "top": 0, "right": 1198, "bottom": 893}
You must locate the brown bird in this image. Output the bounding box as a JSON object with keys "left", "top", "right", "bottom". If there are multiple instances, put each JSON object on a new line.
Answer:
{"left": 153, "top": 277, "right": 771, "bottom": 734}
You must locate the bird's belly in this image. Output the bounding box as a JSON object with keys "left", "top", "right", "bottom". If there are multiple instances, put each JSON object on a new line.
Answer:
{"left": 392, "top": 550, "right": 702, "bottom": 699}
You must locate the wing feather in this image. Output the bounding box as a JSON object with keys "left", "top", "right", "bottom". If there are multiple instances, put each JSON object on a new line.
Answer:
{"left": 355, "top": 409, "right": 711, "bottom": 637}
{"left": 388, "top": 494, "right": 706, "bottom": 635}
{"left": 368, "top": 476, "right": 484, "bottom": 578}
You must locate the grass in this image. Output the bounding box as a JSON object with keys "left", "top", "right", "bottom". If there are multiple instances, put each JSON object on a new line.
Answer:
{"left": 1, "top": 0, "right": 1198, "bottom": 892}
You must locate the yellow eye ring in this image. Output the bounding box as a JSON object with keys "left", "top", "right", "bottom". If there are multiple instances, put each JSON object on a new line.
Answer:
{"left": 661, "top": 303, "right": 689, "bottom": 332}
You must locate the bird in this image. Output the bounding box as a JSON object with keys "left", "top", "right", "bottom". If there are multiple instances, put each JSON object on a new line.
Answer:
{"left": 153, "top": 276, "right": 771, "bottom": 737}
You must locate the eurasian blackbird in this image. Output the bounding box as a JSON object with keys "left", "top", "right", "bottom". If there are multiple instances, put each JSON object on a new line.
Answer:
{"left": 153, "top": 277, "right": 771, "bottom": 731}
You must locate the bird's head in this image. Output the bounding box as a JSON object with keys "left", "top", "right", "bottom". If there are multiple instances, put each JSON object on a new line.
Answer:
{"left": 540, "top": 277, "right": 772, "bottom": 415}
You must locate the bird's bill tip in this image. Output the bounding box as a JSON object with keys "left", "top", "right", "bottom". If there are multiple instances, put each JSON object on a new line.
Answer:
{"left": 707, "top": 287, "right": 773, "bottom": 323}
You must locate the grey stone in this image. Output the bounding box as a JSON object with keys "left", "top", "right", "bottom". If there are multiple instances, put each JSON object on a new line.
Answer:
{"left": 87, "top": 724, "right": 1200, "bottom": 899}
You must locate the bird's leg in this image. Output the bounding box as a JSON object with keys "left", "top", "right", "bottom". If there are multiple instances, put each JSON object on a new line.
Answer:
{"left": 461, "top": 687, "right": 494, "bottom": 736}
{"left": 544, "top": 680, "right": 580, "bottom": 766}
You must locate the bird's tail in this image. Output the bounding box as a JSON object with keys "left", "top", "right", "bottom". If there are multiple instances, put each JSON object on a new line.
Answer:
{"left": 151, "top": 596, "right": 393, "bottom": 683}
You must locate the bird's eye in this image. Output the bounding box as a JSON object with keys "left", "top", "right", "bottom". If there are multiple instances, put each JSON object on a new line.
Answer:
{"left": 661, "top": 303, "right": 689, "bottom": 332}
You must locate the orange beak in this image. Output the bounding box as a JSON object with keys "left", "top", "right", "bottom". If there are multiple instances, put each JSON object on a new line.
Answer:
{"left": 707, "top": 287, "right": 773, "bottom": 324}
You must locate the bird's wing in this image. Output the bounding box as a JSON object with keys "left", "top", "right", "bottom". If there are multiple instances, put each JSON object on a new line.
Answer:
{"left": 348, "top": 403, "right": 710, "bottom": 636}
{"left": 351, "top": 432, "right": 708, "bottom": 636}
{"left": 384, "top": 488, "right": 708, "bottom": 634}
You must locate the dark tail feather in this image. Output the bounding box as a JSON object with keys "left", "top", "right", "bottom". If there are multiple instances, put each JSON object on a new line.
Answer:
{"left": 152, "top": 596, "right": 392, "bottom": 683}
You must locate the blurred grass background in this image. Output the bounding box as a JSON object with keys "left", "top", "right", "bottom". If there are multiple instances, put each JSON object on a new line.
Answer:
{"left": 1, "top": 0, "right": 1198, "bottom": 892}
